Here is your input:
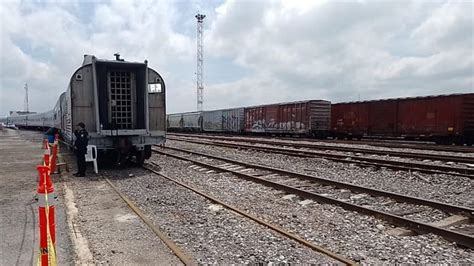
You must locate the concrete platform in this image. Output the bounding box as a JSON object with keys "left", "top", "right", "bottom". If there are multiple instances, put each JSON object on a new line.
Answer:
{"left": 59, "top": 151, "right": 183, "bottom": 265}
{"left": 0, "top": 129, "right": 73, "bottom": 265}
{"left": 1, "top": 128, "right": 183, "bottom": 265}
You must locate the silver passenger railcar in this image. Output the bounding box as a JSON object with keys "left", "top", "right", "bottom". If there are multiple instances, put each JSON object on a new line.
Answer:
{"left": 62, "top": 54, "right": 166, "bottom": 164}
{"left": 4, "top": 54, "right": 166, "bottom": 165}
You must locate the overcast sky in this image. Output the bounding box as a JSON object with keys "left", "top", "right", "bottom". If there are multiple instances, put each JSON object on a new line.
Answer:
{"left": 0, "top": 0, "right": 472, "bottom": 117}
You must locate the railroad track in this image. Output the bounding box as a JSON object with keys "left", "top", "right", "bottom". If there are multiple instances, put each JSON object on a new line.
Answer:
{"left": 327, "top": 139, "right": 474, "bottom": 153}
{"left": 104, "top": 165, "right": 356, "bottom": 264}
{"left": 167, "top": 136, "right": 474, "bottom": 178}
{"left": 143, "top": 164, "right": 356, "bottom": 265}
{"left": 168, "top": 133, "right": 474, "bottom": 164}
{"left": 168, "top": 132, "right": 474, "bottom": 154}
{"left": 153, "top": 146, "right": 474, "bottom": 249}
{"left": 102, "top": 177, "right": 193, "bottom": 265}
{"left": 103, "top": 177, "right": 194, "bottom": 265}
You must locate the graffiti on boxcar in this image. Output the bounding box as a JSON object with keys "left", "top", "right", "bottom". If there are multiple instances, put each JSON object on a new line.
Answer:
{"left": 251, "top": 119, "right": 306, "bottom": 132}
{"left": 278, "top": 121, "right": 306, "bottom": 130}
{"left": 222, "top": 114, "right": 237, "bottom": 127}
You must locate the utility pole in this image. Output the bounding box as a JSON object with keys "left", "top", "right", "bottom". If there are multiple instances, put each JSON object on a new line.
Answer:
{"left": 24, "top": 83, "right": 29, "bottom": 112}
{"left": 195, "top": 13, "right": 205, "bottom": 111}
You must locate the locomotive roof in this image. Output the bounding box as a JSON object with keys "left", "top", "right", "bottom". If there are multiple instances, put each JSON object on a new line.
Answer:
{"left": 82, "top": 54, "right": 148, "bottom": 66}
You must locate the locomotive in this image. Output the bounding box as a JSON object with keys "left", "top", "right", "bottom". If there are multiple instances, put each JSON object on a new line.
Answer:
{"left": 2, "top": 54, "right": 167, "bottom": 164}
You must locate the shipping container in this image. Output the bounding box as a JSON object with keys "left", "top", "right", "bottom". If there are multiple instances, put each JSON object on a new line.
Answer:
{"left": 202, "top": 107, "right": 245, "bottom": 132}
{"left": 244, "top": 100, "right": 331, "bottom": 136}
{"left": 331, "top": 93, "right": 474, "bottom": 144}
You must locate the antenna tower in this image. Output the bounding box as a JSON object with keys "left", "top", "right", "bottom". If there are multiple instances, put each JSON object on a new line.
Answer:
{"left": 24, "top": 83, "right": 29, "bottom": 112}
{"left": 195, "top": 13, "right": 205, "bottom": 111}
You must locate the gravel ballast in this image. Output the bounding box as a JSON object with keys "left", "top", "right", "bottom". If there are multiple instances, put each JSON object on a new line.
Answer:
{"left": 106, "top": 168, "right": 340, "bottom": 264}
{"left": 150, "top": 143, "right": 473, "bottom": 264}
{"left": 168, "top": 140, "right": 473, "bottom": 208}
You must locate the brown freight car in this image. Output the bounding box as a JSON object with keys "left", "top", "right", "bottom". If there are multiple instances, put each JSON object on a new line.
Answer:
{"left": 331, "top": 93, "right": 474, "bottom": 145}
{"left": 244, "top": 100, "right": 331, "bottom": 137}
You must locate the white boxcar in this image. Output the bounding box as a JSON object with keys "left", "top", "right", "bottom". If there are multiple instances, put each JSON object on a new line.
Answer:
{"left": 202, "top": 108, "right": 244, "bottom": 132}
{"left": 222, "top": 108, "right": 244, "bottom": 132}
{"left": 202, "top": 110, "right": 223, "bottom": 131}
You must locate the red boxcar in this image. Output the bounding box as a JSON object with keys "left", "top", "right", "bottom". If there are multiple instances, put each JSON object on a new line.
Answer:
{"left": 244, "top": 100, "right": 331, "bottom": 137}
{"left": 331, "top": 93, "right": 474, "bottom": 144}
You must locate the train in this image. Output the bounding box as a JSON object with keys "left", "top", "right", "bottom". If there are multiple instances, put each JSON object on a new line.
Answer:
{"left": 168, "top": 100, "right": 332, "bottom": 137}
{"left": 1, "top": 54, "right": 167, "bottom": 165}
{"left": 167, "top": 93, "right": 474, "bottom": 145}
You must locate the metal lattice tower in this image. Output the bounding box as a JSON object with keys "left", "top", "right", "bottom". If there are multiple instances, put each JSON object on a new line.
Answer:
{"left": 24, "top": 83, "right": 29, "bottom": 112}
{"left": 195, "top": 13, "right": 205, "bottom": 111}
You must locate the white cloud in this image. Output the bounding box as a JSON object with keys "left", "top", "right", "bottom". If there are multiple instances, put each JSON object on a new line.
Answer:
{"left": 205, "top": 0, "right": 472, "bottom": 105}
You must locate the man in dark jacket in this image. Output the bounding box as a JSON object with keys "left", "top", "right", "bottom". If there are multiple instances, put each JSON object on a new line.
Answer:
{"left": 74, "top": 122, "right": 89, "bottom": 177}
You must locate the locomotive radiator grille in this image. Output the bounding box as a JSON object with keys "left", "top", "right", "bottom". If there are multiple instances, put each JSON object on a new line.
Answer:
{"left": 108, "top": 71, "right": 135, "bottom": 129}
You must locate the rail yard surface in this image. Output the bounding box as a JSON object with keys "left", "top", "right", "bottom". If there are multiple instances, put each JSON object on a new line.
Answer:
{"left": 2, "top": 129, "right": 473, "bottom": 264}
{"left": 0, "top": 129, "right": 73, "bottom": 265}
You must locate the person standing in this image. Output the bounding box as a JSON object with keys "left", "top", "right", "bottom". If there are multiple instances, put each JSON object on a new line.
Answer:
{"left": 44, "top": 127, "right": 59, "bottom": 144}
{"left": 74, "top": 122, "right": 89, "bottom": 177}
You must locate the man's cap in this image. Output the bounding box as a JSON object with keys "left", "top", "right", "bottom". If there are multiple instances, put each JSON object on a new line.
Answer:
{"left": 76, "top": 122, "right": 85, "bottom": 128}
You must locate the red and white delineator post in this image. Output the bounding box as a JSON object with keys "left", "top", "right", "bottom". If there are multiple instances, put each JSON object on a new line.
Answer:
{"left": 49, "top": 134, "right": 59, "bottom": 174}
{"left": 36, "top": 132, "right": 60, "bottom": 265}
{"left": 36, "top": 165, "right": 56, "bottom": 266}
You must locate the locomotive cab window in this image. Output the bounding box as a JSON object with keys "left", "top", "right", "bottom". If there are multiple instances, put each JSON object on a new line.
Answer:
{"left": 148, "top": 83, "right": 162, "bottom": 93}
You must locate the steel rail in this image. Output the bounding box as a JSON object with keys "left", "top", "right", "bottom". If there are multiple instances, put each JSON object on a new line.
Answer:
{"left": 153, "top": 148, "right": 474, "bottom": 249}
{"left": 158, "top": 146, "right": 474, "bottom": 218}
{"left": 168, "top": 132, "right": 474, "bottom": 154}
{"left": 168, "top": 134, "right": 474, "bottom": 164}
{"left": 143, "top": 164, "right": 356, "bottom": 265}
{"left": 167, "top": 137, "right": 474, "bottom": 178}
{"left": 324, "top": 139, "right": 474, "bottom": 154}
{"left": 103, "top": 177, "right": 194, "bottom": 265}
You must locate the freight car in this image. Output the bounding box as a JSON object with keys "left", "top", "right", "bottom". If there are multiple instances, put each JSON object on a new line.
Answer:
{"left": 166, "top": 113, "right": 186, "bottom": 131}
{"left": 167, "top": 100, "right": 332, "bottom": 137}
{"left": 244, "top": 100, "right": 331, "bottom": 137}
{"left": 166, "top": 111, "right": 203, "bottom": 132}
{"left": 202, "top": 108, "right": 245, "bottom": 133}
{"left": 166, "top": 108, "right": 246, "bottom": 133}
{"left": 5, "top": 54, "right": 166, "bottom": 165}
{"left": 182, "top": 112, "right": 203, "bottom": 131}
{"left": 331, "top": 93, "right": 474, "bottom": 145}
